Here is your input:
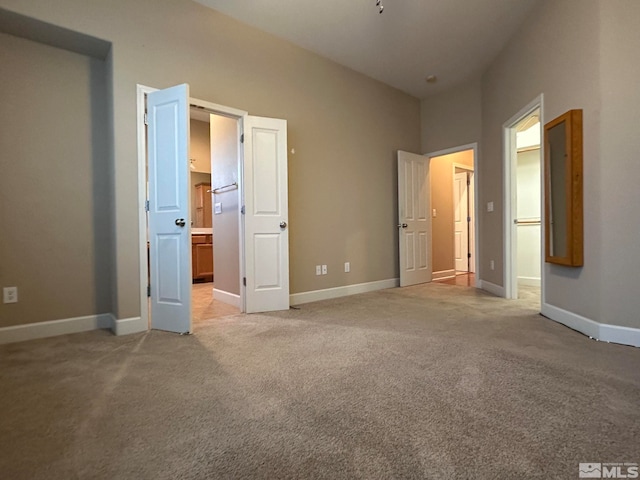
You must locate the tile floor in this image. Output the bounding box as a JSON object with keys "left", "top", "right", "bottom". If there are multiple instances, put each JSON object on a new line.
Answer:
{"left": 434, "top": 272, "right": 476, "bottom": 286}
{"left": 192, "top": 282, "right": 240, "bottom": 324}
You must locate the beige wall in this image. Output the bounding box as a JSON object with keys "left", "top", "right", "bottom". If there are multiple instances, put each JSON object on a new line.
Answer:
{"left": 481, "top": 0, "right": 601, "bottom": 316}
{"left": 0, "top": 0, "right": 420, "bottom": 323}
{"left": 210, "top": 114, "right": 240, "bottom": 296}
{"left": 598, "top": 1, "right": 640, "bottom": 328}
{"left": 480, "top": 0, "right": 640, "bottom": 328}
{"left": 420, "top": 78, "right": 482, "bottom": 154}
{"left": 0, "top": 32, "right": 111, "bottom": 327}
{"left": 430, "top": 150, "right": 474, "bottom": 273}
{"left": 190, "top": 119, "right": 211, "bottom": 174}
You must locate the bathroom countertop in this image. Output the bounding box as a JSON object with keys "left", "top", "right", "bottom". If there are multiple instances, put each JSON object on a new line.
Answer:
{"left": 191, "top": 228, "right": 213, "bottom": 235}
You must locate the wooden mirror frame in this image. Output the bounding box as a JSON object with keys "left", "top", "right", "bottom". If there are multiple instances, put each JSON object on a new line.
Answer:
{"left": 544, "top": 109, "right": 583, "bottom": 266}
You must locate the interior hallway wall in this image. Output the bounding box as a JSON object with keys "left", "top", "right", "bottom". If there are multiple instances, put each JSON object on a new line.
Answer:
{"left": 210, "top": 114, "right": 240, "bottom": 297}
{"left": 0, "top": 32, "right": 111, "bottom": 328}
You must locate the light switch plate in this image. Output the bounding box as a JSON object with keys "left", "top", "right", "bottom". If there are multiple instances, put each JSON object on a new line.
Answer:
{"left": 214, "top": 202, "right": 222, "bottom": 214}
{"left": 487, "top": 201, "right": 494, "bottom": 212}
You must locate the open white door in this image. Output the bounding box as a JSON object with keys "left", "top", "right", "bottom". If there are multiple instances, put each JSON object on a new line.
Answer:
{"left": 468, "top": 171, "right": 476, "bottom": 273}
{"left": 454, "top": 171, "right": 469, "bottom": 272}
{"left": 147, "top": 84, "right": 192, "bottom": 333}
{"left": 243, "top": 115, "right": 289, "bottom": 313}
{"left": 398, "top": 151, "right": 432, "bottom": 287}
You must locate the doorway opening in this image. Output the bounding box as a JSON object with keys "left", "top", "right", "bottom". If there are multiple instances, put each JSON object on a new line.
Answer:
{"left": 454, "top": 166, "right": 475, "bottom": 275}
{"left": 138, "top": 84, "right": 291, "bottom": 335}
{"left": 137, "top": 85, "right": 248, "bottom": 333}
{"left": 189, "top": 107, "right": 242, "bottom": 325}
{"left": 503, "top": 95, "right": 543, "bottom": 306}
{"left": 428, "top": 147, "right": 477, "bottom": 286}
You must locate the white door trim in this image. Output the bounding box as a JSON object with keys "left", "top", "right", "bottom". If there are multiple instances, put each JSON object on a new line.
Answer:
{"left": 136, "top": 84, "right": 248, "bottom": 329}
{"left": 424, "top": 143, "right": 479, "bottom": 287}
{"left": 502, "top": 94, "right": 544, "bottom": 302}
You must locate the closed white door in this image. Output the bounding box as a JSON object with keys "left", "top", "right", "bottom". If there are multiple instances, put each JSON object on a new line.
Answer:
{"left": 243, "top": 115, "right": 289, "bottom": 313}
{"left": 454, "top": 171, "right": 469, "bottom": 272}
{"left": 147, "top": 84, "right": 192, "bottom": 333}
{"left": 397, "top": 151, "right": 432, "bottom": 287}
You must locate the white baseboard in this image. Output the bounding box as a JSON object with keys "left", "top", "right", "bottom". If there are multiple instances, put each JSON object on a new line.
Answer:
{"left": 213, "top": 288, "right": 241, "bottom": 308}
{"left": 518, "top": 276, "right": 541, "bottom": 287}
{"left": 432, "top": 269, "right": 456, "bottom": 280}
{"left": 478, "top": 280, "right": 505, "bottom": 297}
{"left": 542, "top": 303, "right": 640, "bottom": 348}
{"left": 600, "top": 323, "right": 640, "bottom": 348}
{"left": 113, "top": 316, "right": 146, "bottom": 336}
{"left": 290, "top": 278, "right": 399, "bottom": 306}
{"left": 0, "top": 313, "right": 113, "bottom": 345}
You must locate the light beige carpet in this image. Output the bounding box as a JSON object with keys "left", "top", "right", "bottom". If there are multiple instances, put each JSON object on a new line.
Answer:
{"left": 1, "top": 283, "right": 638, "bottom": 479}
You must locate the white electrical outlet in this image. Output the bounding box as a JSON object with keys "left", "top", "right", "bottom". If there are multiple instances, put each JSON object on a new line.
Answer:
{"left": 490, "top": 260, "right": 495, "bottom": 271}
{"left": 3, "top": 286, "right": 18, "bottom": 304}
{"left": 315, "top": 265, "right": 322, "bottom": 276}
{"left": 344, "top": 262, "right": 350, "bottom": 273}
{"left": 487, "top": 201, "right": 494, "bottom": 212}
{"left": 322, "top": 265, "right": 327, "bottom": 275}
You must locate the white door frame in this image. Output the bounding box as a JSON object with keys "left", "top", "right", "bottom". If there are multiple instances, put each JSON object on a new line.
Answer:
{"left": 136, "top": 84, "right": 248, "bottom": 328}
{"left": 452, "top": 164, "right": 475, "bottom": 273}
{"left": 424, "top": 143, "right": 479, "bottom": 287}
{"left": 502, "top": 94, "right": 544, "bottom": 302}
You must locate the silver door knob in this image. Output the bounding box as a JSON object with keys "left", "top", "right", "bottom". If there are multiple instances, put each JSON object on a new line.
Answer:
{"left": 175, "top": 218, "right": 186, "bottom": 227}
{"left": 280, "top": 221, "right": 287, "bottom": 229}
{"left": 397, "top": 223, "right": 408, "bottom": 228}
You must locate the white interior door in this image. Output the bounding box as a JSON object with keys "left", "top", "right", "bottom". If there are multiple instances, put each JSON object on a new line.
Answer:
{"left": 243, "top": 115, "right": 289, "bottom": 313}
{"left": 397, "top": 151, "right": 432, "bottom": 287}
{"left": 147, "top": 84, "right": 192, "bottom": 333}
{"left": 454, "top": 171, "right": 469, "bottom": 272}
{"left": 468, "top": 171, "right": 476, "bottom": 273}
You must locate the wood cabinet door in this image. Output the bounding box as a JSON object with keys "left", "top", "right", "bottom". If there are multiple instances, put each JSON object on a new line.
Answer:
{"left": 195, "top": 244, "right": 213, "bottom": 277}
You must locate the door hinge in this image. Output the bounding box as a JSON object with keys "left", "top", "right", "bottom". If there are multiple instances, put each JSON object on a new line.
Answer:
{"left": 467, "top": 177, "right": 471, "bottom": 186}
{"left": 145, "top": 200, "right": 150, "bottom": 212}
{"left": 147, "top": 285, "right": 151, "bottom": 297}
{"left": 240, "top": 133, "right": 244, "bottom": 143}
{"left": 241, "top": 205, "right": 245, "bottom": 215}
{"left": 144, "top": 112, "right": 148, "bottom": 125}
{"left": 243, "top": 277, "right": 246, "bottom": 287}
{"left": 467, "top": 253, "right": 472, "bottom": 259}
{"left": 467, "top": 216, "right": 471, "bottom": 223}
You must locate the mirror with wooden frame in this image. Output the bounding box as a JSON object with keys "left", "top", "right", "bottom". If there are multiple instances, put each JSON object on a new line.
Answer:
{"left": 544, "top": 109, "right": 583, "bottom": 266}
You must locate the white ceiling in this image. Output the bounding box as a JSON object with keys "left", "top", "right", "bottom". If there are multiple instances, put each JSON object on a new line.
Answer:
{"left": 193, "top": 0, "right": 539, "bottom": 99}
